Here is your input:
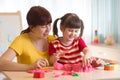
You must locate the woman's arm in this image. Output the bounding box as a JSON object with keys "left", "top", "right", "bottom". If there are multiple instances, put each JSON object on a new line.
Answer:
{"left": 0, "top": 48, "right": 34, "bottom": 71}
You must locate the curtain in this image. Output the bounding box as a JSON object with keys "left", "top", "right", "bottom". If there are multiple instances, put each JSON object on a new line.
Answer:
{"left": 91, "top": 0, "right": 119, "bottom": 43}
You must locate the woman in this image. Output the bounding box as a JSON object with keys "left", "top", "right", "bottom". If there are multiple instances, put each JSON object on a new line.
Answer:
{"left": 0, "top": 6, "right": 55, "bottom": 71}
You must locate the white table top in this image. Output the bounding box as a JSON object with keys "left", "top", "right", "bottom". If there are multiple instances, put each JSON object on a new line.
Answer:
{"left": 1, "top": 66, "right": 120, "bottom": 80}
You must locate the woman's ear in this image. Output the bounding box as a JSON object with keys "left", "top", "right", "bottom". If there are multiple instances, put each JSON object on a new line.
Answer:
{"left": 60, "top": 26, "right": 64, "bottom": 32}
{"left": 29, "top": 25, "right": 34, "bottom": 31}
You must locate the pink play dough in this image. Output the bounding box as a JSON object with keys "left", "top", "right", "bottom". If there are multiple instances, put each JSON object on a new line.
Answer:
{"left": 54, "top": 62, "right": 63, "bottom": 70}
{"left": 54, "top": 62, "right": 95, "bottom": 72}
{"left": 63, "top": 64, "right": 72, "bottom": 71}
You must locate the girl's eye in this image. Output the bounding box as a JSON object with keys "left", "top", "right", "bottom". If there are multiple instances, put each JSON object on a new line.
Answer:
{"left": 41, "top": 25, "right": 46, "bottom": 28}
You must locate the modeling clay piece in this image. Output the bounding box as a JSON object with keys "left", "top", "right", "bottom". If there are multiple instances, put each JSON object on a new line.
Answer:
{"left": 41, "top": 68, "right": 52, "bottom": 72}
{"left": 72, "top": 72, "right": 80, "bottom": 77}
{"left": 63, "top": 64, "right": 72, "bottom": 71}
{"left": 83, "top": 65, "right": 89, "bottom": 72}
{"left": 85, "top": 64, "right": 95, "bottom": 72}
{"left": 27, "top": 68, "right": 52, "bottom": 74}
{"left": 62, "top": 71, "right": 74, "bottom": 75}
{"left": 27, "top": 70, "right": 36, "bottom": 73}
{"left": 79, "top": 65, "right": 83, "bottom": 72}
{"left": 72, "top": 63, "right": 81, "bottom": 72}
{"left": 54, "top": 62, "right": 63, "bottom": 70}
{"left": 33, "top": 70, "right": 45, "bottom": 78}
{"left": 54, "top": 62, "right": 95, "bottom": 72}
{"left": 54, "top": 74, "right": 61, "bottom": 78}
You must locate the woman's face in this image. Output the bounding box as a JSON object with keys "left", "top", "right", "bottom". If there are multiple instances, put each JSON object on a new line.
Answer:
{"left": 31, "top": 23, "right": 51, "bottom": 39}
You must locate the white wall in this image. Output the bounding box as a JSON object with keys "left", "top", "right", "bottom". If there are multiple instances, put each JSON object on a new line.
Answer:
{"left": 0, "top": 0, "right": 94, "bottom": 44}
{"left": 0, "top": 0, "right": 40, "bottom": 29}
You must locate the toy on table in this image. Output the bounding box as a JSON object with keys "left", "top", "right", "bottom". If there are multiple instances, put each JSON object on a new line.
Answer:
{"left": 54, "top": 71, "right": 80, "bottom": 78}
{"left": 104, "top": 61, "right": 118, "bottom": 71}
{"left": 27, "top": 67, "right": 52, "bottom": 74}
{"left": 104, "top": 34, "right": 114, "bottom": 45}
{"left": 54, "top": 62, "right": 95, "bottom": 72}
{"left": 54, "top": 62, "right": 63, "bottom": 70}
{"left": 104, "top": 64, "right": 114, "bottom": 71}
{"left": 27, "top": 67, "right": 52, "bottom": 78}
{"left": 54, "top": 74, "right": 61, "bottom": 78}
{"left": 109, "top": 61, "right": 118, "bottom": 70}
{"left": 92, "top": 29, "right": 99, "bottom": 44}
{"left": 33, "top": 70, "right": 45, "bottom": 78}
{"left": 72, "top": 72, "right": 80, "bottom": 77}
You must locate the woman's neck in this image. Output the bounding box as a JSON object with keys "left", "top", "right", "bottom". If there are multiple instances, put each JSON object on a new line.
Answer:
{"left": 28, "top": 32, "right": 48, "bottom": 52}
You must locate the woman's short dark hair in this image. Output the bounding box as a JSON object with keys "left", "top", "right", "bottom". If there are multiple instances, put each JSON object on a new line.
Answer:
{"left": 21, "top": 6, "right": 52, "bottom": 34}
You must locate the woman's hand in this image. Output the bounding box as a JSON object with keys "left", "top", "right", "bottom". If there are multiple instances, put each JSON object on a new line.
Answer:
{"left": 33, "top": 58, "right": 49, "bottom": 69}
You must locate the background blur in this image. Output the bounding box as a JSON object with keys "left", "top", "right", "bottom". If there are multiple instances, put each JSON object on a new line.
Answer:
{"left": 0, "top": 0, "right": 119, "bottom": 44}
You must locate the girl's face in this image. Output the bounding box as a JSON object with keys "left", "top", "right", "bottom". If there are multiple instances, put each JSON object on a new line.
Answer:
{"left": 62, "top": 27, "right": 80, "bottom": 41}
{"left": 31, "top": 24, "right": 51, "bottom": 39}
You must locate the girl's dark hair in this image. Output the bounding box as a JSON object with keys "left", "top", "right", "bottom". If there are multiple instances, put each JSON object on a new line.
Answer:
{"left": 21, "top": 6, "right": 52, "bottom": 34}
{"left": 53, "top": 13, "right": 84, "bottom": 37}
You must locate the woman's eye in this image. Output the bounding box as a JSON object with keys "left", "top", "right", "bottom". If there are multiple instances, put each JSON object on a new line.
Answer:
{"left": 75, "top": 30, "right": 79, "bottom": 33}
{"left": 68, "top": 29, "right": 73, "bottom": 32}
{"left": 41, "top": 24, "right": 51, "bottom": 28}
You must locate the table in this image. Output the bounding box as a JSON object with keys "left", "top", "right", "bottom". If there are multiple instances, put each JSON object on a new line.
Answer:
{"left": 0, "top": 72, "right": 6, "bottom": 80}
{"left": 88, "top": 44, "right": 120, "bottom": 63}
{"left": 2, "top": 66, "right": 120, "bottom": 80}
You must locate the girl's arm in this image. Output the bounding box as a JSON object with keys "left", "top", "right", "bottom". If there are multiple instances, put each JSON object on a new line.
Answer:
{"left": 49, "top": 42, "right": 58, "bottom": 65}
{"left": 83, "top": 47, "right": 105, "bottom": 67}
{"left": 82, "top": 47, "right": 92, "bottom": 65}
{"left": 83, "top": 47, "right": 92, "bottom": 58}
{"left": 49, "top": 55, "right": 57, "bottom": 65}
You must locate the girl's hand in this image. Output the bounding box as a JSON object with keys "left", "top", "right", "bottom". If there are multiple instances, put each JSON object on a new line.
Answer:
{"left": 52, "top": 53, "right": 60, "bottom": 62}
{"left": 82, "top": 55, "right": 90, "bottom": 67}
{"left": 89, "top": 57, "right": 105, "bottom": 67}
{"left": 50, "top": 51, "right": 65, "bottom": 65}
{"left": 33, "top": 58, "right": 49, "bottom": 69}
{"left": 82, "top": 47, "right": 92, "bottom": 67}
{"left": 54, "top": 51, "right": 65, "bottom": 61}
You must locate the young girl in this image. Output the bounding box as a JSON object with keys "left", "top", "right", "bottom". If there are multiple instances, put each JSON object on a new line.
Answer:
{"left": 49, "top": 13, "right": 104, "bottom": 67}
